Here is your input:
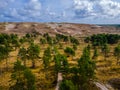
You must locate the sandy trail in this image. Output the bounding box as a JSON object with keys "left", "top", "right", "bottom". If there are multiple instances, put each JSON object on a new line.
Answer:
{"left": 55, "top": 72, "right": 63, "bottom": 90}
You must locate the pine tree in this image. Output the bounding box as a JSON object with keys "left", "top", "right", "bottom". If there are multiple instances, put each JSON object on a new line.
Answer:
{"left": 60, "top": 80, "right": 77, "bottom": 90}
{"left": 114, "top": 44, "right": 120, "bottom": 65}
{"left": 0, "top": 45, "right": 11, "bottom": 71}
{"left": 73, "top": 44, "right": 77, "bottom": 51}
{"left": 10, "top": 60, "right": 36, "bottom": 90}
{"left": 64, "top": 47, "right": 75, "bottom": 57}
{"left": 78, "top": 47, "right": 96, "bottom": 89}
{"left": 92, "top": 47, "right": 98, "bottom": 59}
{"left": 43, "top": 47, "right": 51, "bottom": 70}
{"left": 10, "top": 60, "right": 26, "bottom": 90}
{"left": 54, "top": 54, "right": 69, "bottom": 73}
{"left": 28, "top": 43, "right": 40, "bottom": 68}
{"left": 42, "top": 47, "right": 51, "bottom": 79}
{"left": 54, "top": 54, "right": 62, "bottom": 73}
{"left": 101, "top": 43, "right": 109, "bottom": 60}
{"left": 18, "top": 47, "right": 28, "bottom": 66}
{"left": 24, "top": 69, "right": 36, "bottom": 90}
{"left": 40, "top": 38, "right": 46, "bottom": 44}
{"left": 62, "top": 55, "right": 69, "bottom": 73}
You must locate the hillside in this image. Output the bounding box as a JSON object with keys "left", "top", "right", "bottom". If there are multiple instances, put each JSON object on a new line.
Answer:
{"left": 0, "top": 22, "right": 120, "bottom": 36}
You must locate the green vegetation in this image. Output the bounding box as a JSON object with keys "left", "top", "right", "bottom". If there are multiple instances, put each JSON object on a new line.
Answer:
{"left": 64, "top": 47, "right": 75, "bottom": 57}
{"left": 43, "top": 47, "right": 51, "bottom": 70}
{"left": 86, "top": 34, "right": 120, "bottom": 46}
{"left": 92, "top": 47, "right": 98, "bottom": 59}
{"left": 114, "top": 44, "right": 120, "bottom": 65}
{"left": 62, "top": 46, "right": 96, "bottom": 90}
{"left": 77, "top": 47, "right": 95, "bottom": 89}
{"left": 18, "top": 47, "right": 28, "bottom": 66}
{"left": 10, "top": 60, "right": 36, "bottom": 90}
{"left": 60, "top": 80, "right": 77, "bottom": 90}
{"left": 101, "top": 43, "right": 110, "bottom": 61}
{"left": 0, "top": 33, "right": 119, "bottom": 90}
{"left": 27, "top": 43, "right": 40, "bottom": 68}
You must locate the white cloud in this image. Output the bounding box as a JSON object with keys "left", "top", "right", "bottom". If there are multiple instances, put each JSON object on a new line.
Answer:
{"left": 0, "top": 0, "right": 42, "bottom": 21}
{"left": 73, "top": 0, "right": 120, "bottom": 18}
{"left": 74, "top": 0, "right": 93, "bottom": 12}
{"left": 15, "top": 0, "right": 42, "bottom": 20}
{"left": 73, "top": 0, "right": 94, "bottom": 18}
{"left": 0, "top": 0, "right": 120, "bottom": 23}
{"left": 0, "top": 0, "right": 11, "bottom": 9}
{"left": 99, "top": 0, "right": 120, "bottom": 17}
{"left": 26, "top": 0, "right": 41, "bottom": 11}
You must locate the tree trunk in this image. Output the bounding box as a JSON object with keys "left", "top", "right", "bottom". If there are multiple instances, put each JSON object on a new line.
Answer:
{"left": 6, "top": 58, "right": 8, "bottom": 71}
{"left": 0, "top": 66, "right": 2, "bottom": 75}
{"left": 32, "top": 59, "right": 35, "bottom": 68}
{"left": 23, "top": 59, "right": 26, "bottom": 67}
{"left": 104, "top": 52, "right": 107, "bottom": 61}
{"left": 45, "top": 68, "right": 49, "bottom": 79}
{"left": 116, "top": 57, "right": 119, "bottom": 65}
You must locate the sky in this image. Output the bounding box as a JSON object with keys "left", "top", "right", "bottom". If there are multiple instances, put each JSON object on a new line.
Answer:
{"left": 0, "top": 0, "right": 120, "bottom": 24}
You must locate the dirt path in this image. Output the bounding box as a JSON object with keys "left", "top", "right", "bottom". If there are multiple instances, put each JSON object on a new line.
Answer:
{"left": 55, "top": 72, "right": 63, "bottom": 90}
{"left": 55, "top": 74, "right": 113, "bottom": 90}
{"left": 95, "top": 82, "right": 108, "bottom": 90}
{"left": 95, "top": 82, "right": 114, "bottom": 90}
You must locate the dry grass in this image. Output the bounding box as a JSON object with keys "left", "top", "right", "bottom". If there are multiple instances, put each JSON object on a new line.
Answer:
{"left": 0, "top": 37, "right": 120, "bottom": 90}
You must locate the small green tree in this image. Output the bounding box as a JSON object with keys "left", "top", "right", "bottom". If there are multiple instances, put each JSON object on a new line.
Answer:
{"left": 28, "top": 43, "right": 40, "bottom": 68}
{"left": 70, "top": 36, "right": 79, "bottom": 45}
{"left": 54, "top": 54, "right": 69, "bottom": 73}
{"left": 43, "top": 47, "right": 51, "bottom": 69}
{"left": 114, "top": 44, "right": 120, "bottom": 65}
{"left": 10, "top": 60, "right": 36, "bottom": 90}
{"left": 62, "top": 55, "right": 69, "bottom": 73}
{"left": 18, "top": 47, "right": 28, "bottom": 66}
{"left": 11, "top": 38, "right": 20, "bottom": 50}
{"left": 60, "top": 80, "right": 77, "bottom": 90}
{"left": 54, "top": 54, "right": 62, "bottom": 73}
{"left": 24, "top": 69, "right": 36, "bottom": 90}
{"left": 40, "top": 38, "right": 46, "bottom": 44}
{"left": 64, "top": 47, "right": 75, "bottom": 57}
{"left": 101, "top": 44, "right": 110, "bottom": 60}
{"left": 25, "top": 33, "right": 31, "bottom": 38}
{"left": 59, "top": 43, "right": 63, "bottom": 49}
{"left": 78, "top": 47, "right": 96, "bottom": 89}
{"left": 10, "top": 34, "right": 20, "bottom": 50}
{"left": 84, "top": 37, "right": 90, "bottom": 43}
{"left": 42, "top": 47, "right": 51, "bottom": 78}
{"left": 19, "top": 37, "right": 26, "bottom": 44}
{"left": 92, "top": 47, "right": 98, "bottom": 59}
{"left": 73, "top": 44, "right": 77, "bottom": 51}
{"left": 10, "top": 60, "right": 26, "bottom": 90}
{"left": 0, "top": 45, "right": 11, "bottom": 70}
{"left": 43, "top": 33, "right": 52, "bottom": 45}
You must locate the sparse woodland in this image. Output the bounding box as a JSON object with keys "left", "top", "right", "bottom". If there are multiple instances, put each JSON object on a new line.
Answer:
{"left": 0, "top": 33, "right": 120, "bottom": 90}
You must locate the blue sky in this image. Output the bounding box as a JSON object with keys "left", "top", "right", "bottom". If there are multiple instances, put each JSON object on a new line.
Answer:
{"left": 0, "top": 0, "right": 120, "bottom": 24}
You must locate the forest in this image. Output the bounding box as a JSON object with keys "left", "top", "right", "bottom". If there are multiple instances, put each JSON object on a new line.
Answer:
{"left": 0, "top": 33, "right": 120, "bottom": 90}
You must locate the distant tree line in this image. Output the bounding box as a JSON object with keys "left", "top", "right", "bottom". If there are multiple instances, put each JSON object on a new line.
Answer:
{"left": 85, "top": 34, "right": 120, "bottom": 46}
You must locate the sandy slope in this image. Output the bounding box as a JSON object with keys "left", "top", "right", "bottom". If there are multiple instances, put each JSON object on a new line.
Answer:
{"left": 0, "top": 22, "right": 120, "bottom": 36}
